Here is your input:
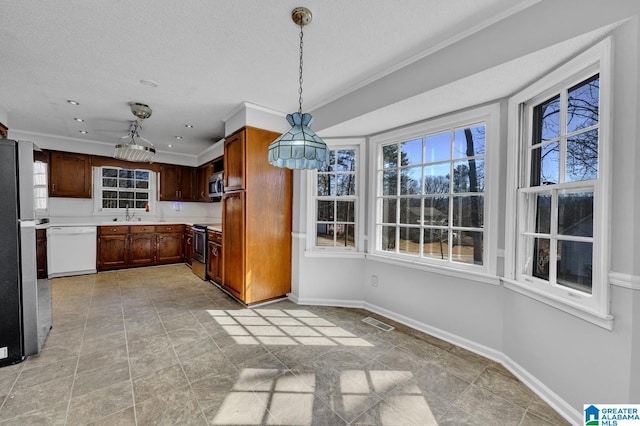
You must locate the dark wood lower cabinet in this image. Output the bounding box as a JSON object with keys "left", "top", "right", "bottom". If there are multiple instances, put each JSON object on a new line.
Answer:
{"left": 97, "top": 226, "right": 129, "bottom": 270}
{"left": 129, "top": 233, "right": 156, "bottom": 266}
{"left": 97, "top": 224, "right": 184, "bottom": 271}
{"left": 184, "top": 226, "right": 193, "bottom": 266}
{"left": 207, "top": 230, "right": 222, "bottom": 284}
{"left": 156, "top": 225, "right": 184, "bottom": 264}
{"left": 222, "top": 191, "right": 244, "bottom": 300}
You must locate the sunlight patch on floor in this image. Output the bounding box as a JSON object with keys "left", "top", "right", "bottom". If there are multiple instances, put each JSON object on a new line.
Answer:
{"left": 212, "top": 368, "right": 435, "bottom": 425}
{"left": 207, "top": 309, "right": 373, "bottom": 347}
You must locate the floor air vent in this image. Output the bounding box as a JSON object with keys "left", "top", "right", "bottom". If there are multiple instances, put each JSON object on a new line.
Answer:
{"left": 362, "top": 317, "right": 395, "bottom": 332}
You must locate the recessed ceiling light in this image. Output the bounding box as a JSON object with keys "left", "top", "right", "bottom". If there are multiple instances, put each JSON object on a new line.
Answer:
{"left": 184, "top": 124, "right": 193, "bottom": 128}
{"left": 174, "top": 136, "right": 182, "bottom": 140}
{"left": 79, "top": 130, "right": 88, "bottom": 134}
{"left": 67, "top": 100, "right": 80, "bottom": 105}
{"left": 140, "top": 79, "right": 158, "bottom": 88}
{"left": 168, "top": 144, "right": 174, "bottom": 148}
{"left": 74, "top": 117, "right": 84, "bottom": 122}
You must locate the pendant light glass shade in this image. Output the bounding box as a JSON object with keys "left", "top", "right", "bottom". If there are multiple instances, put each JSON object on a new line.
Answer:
{"left": 113, "top": 103, "right": 156, "bottom": 163}
{"left": 114, "top": 124, "right": 156, "bottom": 163}
{"left": 268, "top": 112, "right": 328, "bottom": 169}
{"left": 268, "top": 7, "right": 328, "bottom": 170}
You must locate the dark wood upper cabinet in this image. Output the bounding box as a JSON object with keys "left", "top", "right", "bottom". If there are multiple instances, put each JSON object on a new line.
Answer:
{"left": 49, "top": 151, "right": 92, "bottom": 198}
{"left": 159, "top": 165, "right": 197, "bottom": 201}
{"left": 197, "top": 163, "right": 213, "bottom": 202}
{"left": 224, "top": 131, "right": 245, "bottom": 191}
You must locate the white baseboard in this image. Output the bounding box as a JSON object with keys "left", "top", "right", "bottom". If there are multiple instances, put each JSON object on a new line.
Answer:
{"left": 501, "top": 355, "right": 581, "bottom": 425}
{"left": 363, "top": 301, "right": 504, "bottom": 363}
{"left": 289, "top": 293, "right": 579, "bottom": 425}
{"left": 290, "top": 295, "right": 365, "bottom": 309}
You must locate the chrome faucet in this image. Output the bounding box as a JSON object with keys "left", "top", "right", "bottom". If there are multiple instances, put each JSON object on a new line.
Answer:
{"left": 125, "top": 205, "right": 135, "bottom": 221}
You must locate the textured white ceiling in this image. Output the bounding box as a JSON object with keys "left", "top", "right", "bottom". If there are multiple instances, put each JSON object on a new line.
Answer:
{"left": 0, "top": 0, "right": 595, "bottom": 159}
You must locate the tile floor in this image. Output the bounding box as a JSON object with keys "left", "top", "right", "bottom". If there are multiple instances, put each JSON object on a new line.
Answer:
{"left": 0, "top": 264, "right": 571, "bottom": 425}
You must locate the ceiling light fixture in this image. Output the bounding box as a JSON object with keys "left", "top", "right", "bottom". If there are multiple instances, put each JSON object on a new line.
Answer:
{"left": 74, "top": 117, "right": 84, "bottom": 122}
{"left": 113, "top": 103, "right": 156, "bottom": 163}
{"left": 174, "top": 136, "right": 182, "bottom": 140}
{"left": 184, "top": 124, "right": 193, "bottom": 128}
{"left": 78, "top": 130, "right": 88, "bottom": 134}
{"left": 267, "top": 7, "right": 328, "bottom": 170}
{"left": 67, "top": 100, "right": 79, "bottom": 105}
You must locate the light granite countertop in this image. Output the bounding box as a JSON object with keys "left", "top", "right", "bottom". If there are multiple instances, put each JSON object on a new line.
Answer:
{"left": 38, "top": 218, "right": 222, "bottom": 232}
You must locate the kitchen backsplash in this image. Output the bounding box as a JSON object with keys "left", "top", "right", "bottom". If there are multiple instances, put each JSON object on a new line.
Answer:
{"left": 48, "top": 197, "right": 221, "bottom": 223}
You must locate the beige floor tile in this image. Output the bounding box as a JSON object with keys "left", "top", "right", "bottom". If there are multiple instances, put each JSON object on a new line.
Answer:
{"left": 132, "top": 364, "right": 189, "bottom": 403}
{"left": 474, "top": 366, "right": 535, "bottom": 409}
{"left": 72, "top": 360, "right": 130, "bottom": 397}
{"left": 454, "top": 384, "right": 526, "bottom": 426}
{"left": 66, "top": 380, "right": 134, "bottom": 425}
{"left": 0, "top": 265, "right": 572, "bottom": 425}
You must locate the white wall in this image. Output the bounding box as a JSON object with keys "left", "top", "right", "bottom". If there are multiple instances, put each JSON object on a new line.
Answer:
{"left": 290, "top": 6, "right": 640, "bottom": 424}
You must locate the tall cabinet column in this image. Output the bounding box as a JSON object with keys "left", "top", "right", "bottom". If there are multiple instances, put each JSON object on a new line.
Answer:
{"left": 222, "top": 126, "right": 293, "bottom": 305}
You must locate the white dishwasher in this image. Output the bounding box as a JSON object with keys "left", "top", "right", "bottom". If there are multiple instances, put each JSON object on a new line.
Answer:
{"left": 47, "top": 226, "right": 97, "bottom": 278}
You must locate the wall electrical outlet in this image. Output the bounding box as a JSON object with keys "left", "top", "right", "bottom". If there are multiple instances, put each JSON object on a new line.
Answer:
{"left": 371, "top": 275, "right": 378, "bottom": 288}
{"left": 0, "top": 347, "right": 7, "bottom": 359}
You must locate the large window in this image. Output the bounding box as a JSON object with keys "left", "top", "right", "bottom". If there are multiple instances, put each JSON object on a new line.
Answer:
{"left": 505, "top": 39, "right": 611, "bottom": 326}
{"left": 95, "top": 167, "right": 154, "bottom": 212}
{"left": 309, "top": 141, "right": 363, "bottom": 253}
{"left": 371, "top": 105, "right": 498, "bottom": 275}
{"left": 519, "top": 75, "right": 599, "bottom": 293}
{"left": 313, "top": 146, "right": 359, "bottom": 250}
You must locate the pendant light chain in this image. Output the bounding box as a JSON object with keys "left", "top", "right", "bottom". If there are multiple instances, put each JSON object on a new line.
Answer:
{"left": 298, "top": 24, "right": 304, "bottom": 114}
{"left": 267, "top": 7, "right": 329, "bottom": 170}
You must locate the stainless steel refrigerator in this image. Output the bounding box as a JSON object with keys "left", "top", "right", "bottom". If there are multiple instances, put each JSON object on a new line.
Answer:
{"left": 0, "top": 139, "right": 51, "bottom": 367}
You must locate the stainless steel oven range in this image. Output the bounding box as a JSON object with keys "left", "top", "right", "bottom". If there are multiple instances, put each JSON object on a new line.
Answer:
{"left": 191, "top": 224, "right": 207, "bottom": 280}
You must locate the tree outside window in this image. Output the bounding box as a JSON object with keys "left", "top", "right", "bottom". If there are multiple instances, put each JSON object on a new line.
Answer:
{"left": 315, "top": 149, "right": 358, "bottom": 249}
{"left": 378, "top": 124, "right": 486, "bottom": 266}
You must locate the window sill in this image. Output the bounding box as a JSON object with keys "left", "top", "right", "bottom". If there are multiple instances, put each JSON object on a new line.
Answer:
{"left": 366, "top": 253, "right": 500, "bottom": 286}
{"left": 501, "top": 278, "right": 614, "bottom": 330}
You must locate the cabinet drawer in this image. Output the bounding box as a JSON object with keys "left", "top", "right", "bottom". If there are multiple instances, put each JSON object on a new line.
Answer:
{"left": 208, "top": 230, "right": 222, "bottom": 243}
{"left": 130, "top": 225, "right": 156, "bottom": 234}
{"left": 99, "top": 225, "right": 129, "bottom": 235}
{"left": 156, "top": 224, "right": 184, "bottom": 233}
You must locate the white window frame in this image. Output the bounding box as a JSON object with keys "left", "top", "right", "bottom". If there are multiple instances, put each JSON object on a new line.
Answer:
{"left": 306, "top": 138, "right": 365, "bottom": 257}
{"left": 504, "top": 38, "right": 613, "bottom": 329}
{"left": 33, "top": 160, "right": 48, "bottom": 214}
{"left": 368, "top": 104, "right": 500, "bottom": 281}
{"left": 93, "top": 166, "right": 157, "bottom": 215}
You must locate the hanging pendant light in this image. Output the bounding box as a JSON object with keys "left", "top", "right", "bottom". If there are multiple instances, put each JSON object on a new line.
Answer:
{"left": 114, "top": 103, "right": 156, "bottom": 163}
{"left": 268, "top": 7, "right": 329, "bottom": 170}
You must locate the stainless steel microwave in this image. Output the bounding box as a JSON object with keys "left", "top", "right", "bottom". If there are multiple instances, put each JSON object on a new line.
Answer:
{"left": 208, "top": 171, "right": 224, "bottom": 199}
